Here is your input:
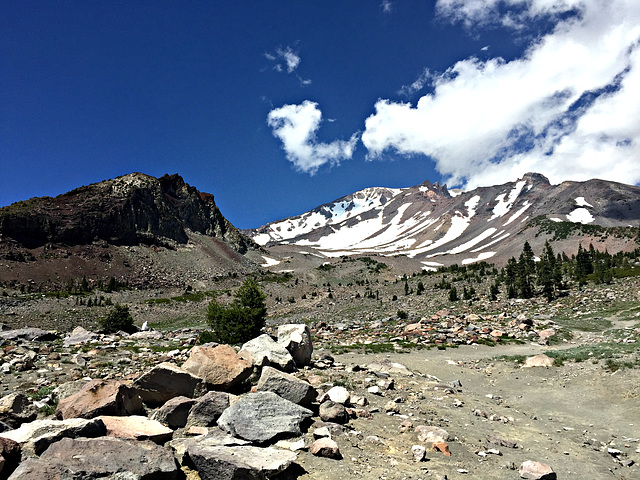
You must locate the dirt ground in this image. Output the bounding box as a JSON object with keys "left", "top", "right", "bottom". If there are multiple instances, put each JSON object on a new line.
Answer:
{"left": 290, "top": 342, "right": 639, "bottom": 480}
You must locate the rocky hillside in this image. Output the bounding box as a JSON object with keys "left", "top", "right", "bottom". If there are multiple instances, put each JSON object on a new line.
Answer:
{"left": 247, "top": 173, "right": 640, "bottom": 267}
{"left": 0, "top": 173, "right": 263, "bottom": 289}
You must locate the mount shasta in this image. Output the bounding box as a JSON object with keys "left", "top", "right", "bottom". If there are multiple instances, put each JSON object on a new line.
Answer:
{"left": 247, "top": 173, "right": 640, "bottom": 269}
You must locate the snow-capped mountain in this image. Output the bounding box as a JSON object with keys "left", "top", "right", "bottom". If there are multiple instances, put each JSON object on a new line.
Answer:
{"left": 246, "top": 173, "right": 640, "bottom": 267}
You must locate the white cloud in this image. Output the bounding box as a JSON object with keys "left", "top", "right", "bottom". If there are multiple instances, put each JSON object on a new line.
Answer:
{"left": 362, "top": 0, "right": 640, "bottom": 188}
{"left": 381, "top": 1, "right": 393, "bottom": 14}
{"left": 397, "top": 68, "right": 432, "bottom": 96}
{"left": 264, "top": 46, "right": 303, "bottom": 75}
{"left": 436, "top": 0, "right": 585, "bottom": 29}
{"left": 277, "top": 47, "right": 301, "bottom": 73}
{"left": 268, "top": 101, "right": 360, "bottom": 174}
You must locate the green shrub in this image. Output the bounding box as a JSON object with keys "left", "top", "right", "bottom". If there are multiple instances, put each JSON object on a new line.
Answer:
{"left": 206, "top": 278, "right": 266, "bottom": 345}
{"left": 397, "top": 309, "right": 408, "bottom": 319}
{"left": 99, "top": 304, "right": 135, "bottom": 333}
{"left": 197, "top": 330, "right": 218, "bottom": 345}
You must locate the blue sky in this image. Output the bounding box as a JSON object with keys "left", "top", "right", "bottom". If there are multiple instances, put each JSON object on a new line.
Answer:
{"left": 2, "top": 1, "right": 639, "bottom": 229}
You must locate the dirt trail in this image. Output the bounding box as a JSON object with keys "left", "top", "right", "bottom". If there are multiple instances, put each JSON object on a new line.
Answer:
{"left": 291, "top": 343, "right": 640, "bottom": 480}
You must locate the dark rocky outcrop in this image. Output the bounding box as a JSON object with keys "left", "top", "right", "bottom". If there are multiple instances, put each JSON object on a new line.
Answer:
{"left": 0, "top": 173, "right": 254, "bottom": 253}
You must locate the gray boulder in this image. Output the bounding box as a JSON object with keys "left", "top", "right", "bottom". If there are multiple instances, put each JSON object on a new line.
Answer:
{"left": 255, "top": 366, "right": 317, "bottom": 406}
{"left": 0, "top": 393, "right": 37, "bottom": 429}
{"left": 152, "top": 396, "right": 196, "bottom": 429}
{"left": 240, "top": 335, "right": 296, "bottom": 372}
{"left": 63, "top": 326, "right": 98, "bottom": 347}
{"left": 277, "top": 324, "right": 313, "bottom": 367}
{"left": 319, "top": 401, "right": 348, "bottom": 424}
{"left": 134, "top": 362, "right": 205, "bottom": 406}
{"left": 217, "top": 392, "right": 312, "bottom": 443}
{"left": 7, "top": 437, "right": 178, "bottom": 480}
{"left": 0, "top": 329, "right": 58, "bottom": 342}
{"left": 186, "top": 444, "right": 297, "bottom": 480}
{"left": 186, "top": 391, "right": 236, "bottom": 428}
{"left": 170, "top": 429, "right": 249, "bottom": 464}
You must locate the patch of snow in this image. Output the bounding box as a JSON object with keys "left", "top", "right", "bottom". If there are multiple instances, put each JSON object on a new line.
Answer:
{"left": 470, "top": 232, "right": 510, "bottom": 252}
{"left": 575, "top": 196, "right": 593, "bottom": 208}
{"left": 422, "top": 261, "right": 444, "bottom": 267}
{"left": 503, "top": 201, "right": 531, "bottom": 226}
{"left": 261, "top": 256, "right": 281, "bottom": 267}
{"left": 419, "top": 186, "right": 430, "bottom": 192}
{"left": 253, "top": 234, "right": 272, "bottom": 246}
{"left": 461, "top": 252, "right": 496, "bottom": 265}
{"left": 448, "top": 228, "right": 497, "bottom": 255}
{"left": 490, "top": 180, "right": 526, "bottom": 220}
{"left": 449, "top": 189, "right": 463, "bottom": 197}
{"left": 566, "top": 208, "right": 595, "bottom": 224}
{"left": 550, "top": 217, "right": 563, "bottom": 222}
{"left": 406, "top": 196, "right": 480, "bottom": 258}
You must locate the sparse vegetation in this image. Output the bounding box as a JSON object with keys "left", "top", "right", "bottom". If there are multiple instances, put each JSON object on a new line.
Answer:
{"left": 99, "top": 304, "right": 136, "bottom": 333}
{"left": 206, "top": 278, "right": 267, "bottom": 345}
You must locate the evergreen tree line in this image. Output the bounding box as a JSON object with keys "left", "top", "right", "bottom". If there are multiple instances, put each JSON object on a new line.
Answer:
{"left": 500, "top": 241, "right": 640, "bottom": 301}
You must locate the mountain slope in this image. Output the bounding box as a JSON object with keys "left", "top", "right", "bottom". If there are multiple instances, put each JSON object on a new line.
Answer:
{"left": 247, "top": 173, "right": 640, "bottom": 267}
{"left": 0, "top": 173, "right": 262, "bottom": 288}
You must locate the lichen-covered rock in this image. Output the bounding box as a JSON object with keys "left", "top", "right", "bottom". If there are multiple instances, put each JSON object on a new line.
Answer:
{"left": 217, "top": 392, "right": 312, "bottom": 443}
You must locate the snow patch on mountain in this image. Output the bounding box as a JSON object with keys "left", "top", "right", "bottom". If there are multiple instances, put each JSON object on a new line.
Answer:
{"left": 490, "top": 180, "right": 526, "bottom": 220}
{"left": 462, "top": 252, "right": 496, "bottom": 265}
{"left": 567, "top": 208, "right": 595, "bottom": 224}
{"left": 503, "top": 201, "right": 531, "bottom": 226}
{"left": 575, "top": 197, "right": 593, "bottom": 208}
{"left": 261, "top": 256, "right": 281, "bottom": 267}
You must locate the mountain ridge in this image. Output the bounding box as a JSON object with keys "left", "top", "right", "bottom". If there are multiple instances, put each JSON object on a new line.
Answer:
{"left": 246, "top": 172, "right": 640, "bottom": 268}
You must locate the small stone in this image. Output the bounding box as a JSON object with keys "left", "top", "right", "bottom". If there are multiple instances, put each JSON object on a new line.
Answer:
{"left": 416, "top": 426, "right": 450, "bottom": 443}
{"left": 432, "top": 441, "right": 451, "bottom": 456}
{"left": 411, "top": 445, "right": 426, "bottom": 462}
{"left": 324, "top": 386, "right": 350, "bottom": 405}
{"left": 313, "top": 427, "right": 331, "bottom": 439}
{"left": 310, "top": 438, "right": 341, "bottom": 459}
{"left": 518, "top": 460, "right": 556, "bottom": 479}
{"left": 523, "top": 354, "right": 554, "bottom": 368}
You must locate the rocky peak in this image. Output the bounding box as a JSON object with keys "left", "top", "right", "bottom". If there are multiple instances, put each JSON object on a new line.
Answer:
{"left": 0, "top": 173, "right": 254, "bottom": 254}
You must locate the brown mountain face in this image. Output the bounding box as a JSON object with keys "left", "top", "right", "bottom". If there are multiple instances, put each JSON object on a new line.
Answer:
{"left": 0, "top": 173, "right": 261, "bottom": 289}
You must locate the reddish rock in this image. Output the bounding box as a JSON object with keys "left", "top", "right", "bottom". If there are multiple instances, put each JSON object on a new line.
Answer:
{"left": 99, "top": 415, "right": 173, "bottom": 444}
{"left": 432, "top": 441, "right": 451, "bottom": 456}
{"left": 519, "top": 460, "right": 556, "bottom": 479}
{"left": 403, "top": 322, "right": 424, "bottom": 336}
{"left": 182, "top": 345, "right": 253, "bottom": 391}
{"left": 310, "top": 438, "right": 341, "bottom": 459}
{"left": 55, "top": 380, "right": 143, "bottom": 420}
{"left": 0, "top": 437, "right": 20, "bottom": 477}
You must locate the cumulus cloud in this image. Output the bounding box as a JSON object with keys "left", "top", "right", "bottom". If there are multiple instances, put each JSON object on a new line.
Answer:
{"left": 362, "top": 0, "right": 640, "bottom": 188}
{"left": 268, "top": 101, "right": 359, "bottom": 174}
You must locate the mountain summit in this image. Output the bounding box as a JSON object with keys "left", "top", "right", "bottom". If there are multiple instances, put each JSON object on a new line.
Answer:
{"left": 0, "top": 173, "right": 261, "bottom": 288}
{"left": 246, "top": 173, "right": 640, "bottom": 267}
